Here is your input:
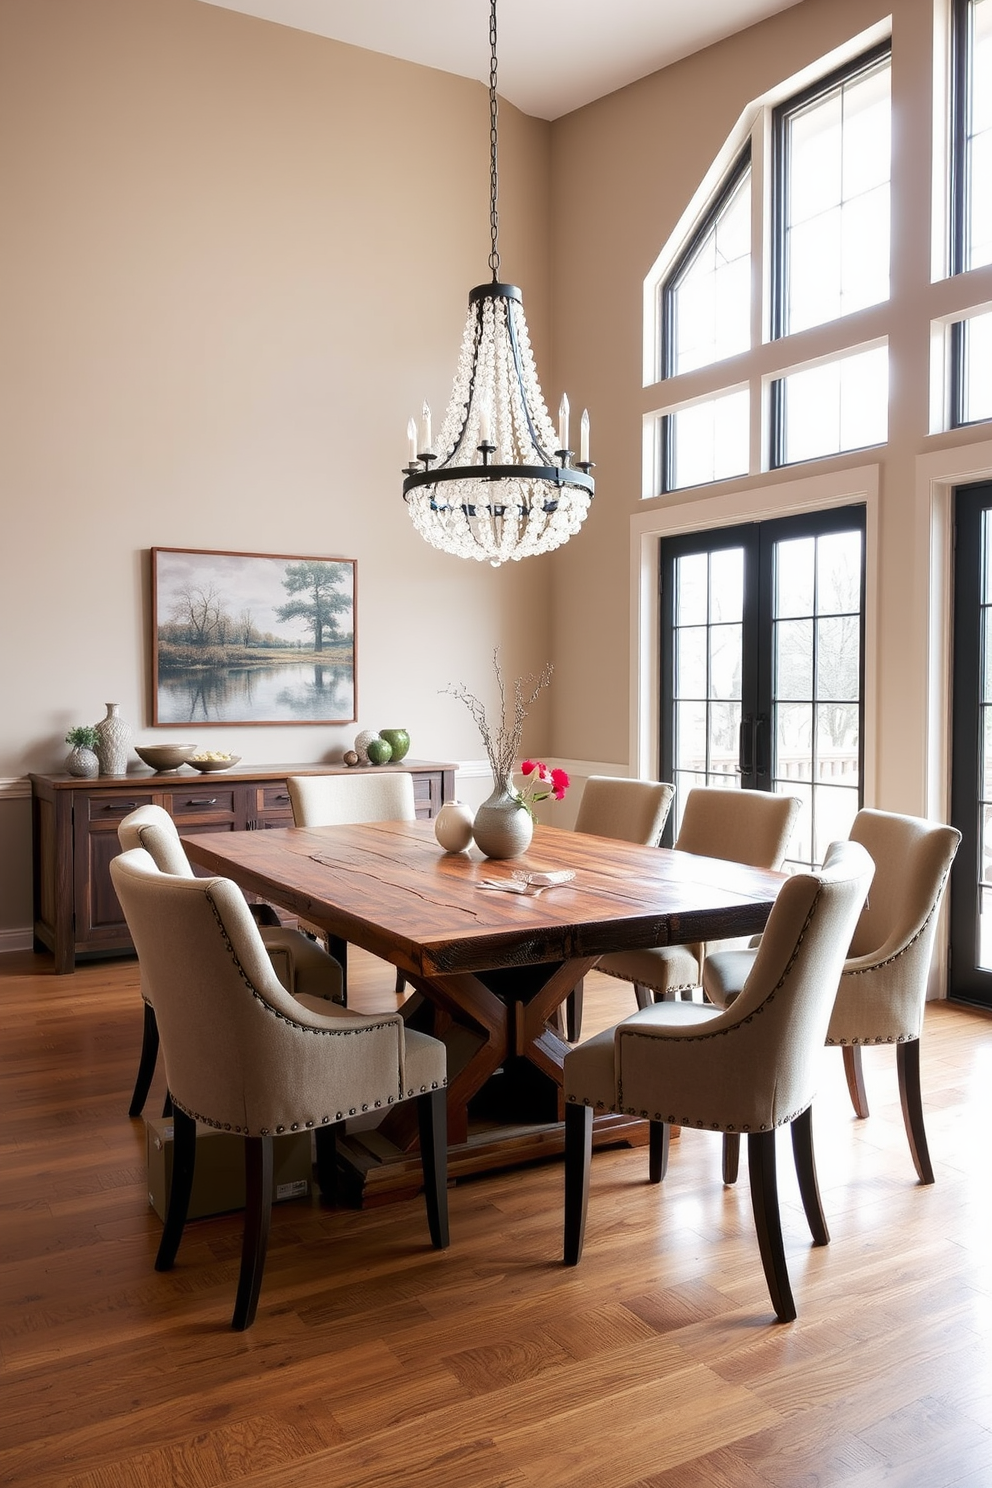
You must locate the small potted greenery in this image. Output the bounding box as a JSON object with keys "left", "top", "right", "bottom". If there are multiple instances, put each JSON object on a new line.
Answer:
{"left": 65, "top": 725, "right": 100, "bottom": 778}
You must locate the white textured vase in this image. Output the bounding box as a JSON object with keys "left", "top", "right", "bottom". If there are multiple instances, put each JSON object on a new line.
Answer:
{"left": 95, "top": 703, "right": 132, "bottom": 777}
{"left": 434, "top": 800, "right": 475, "bottom": 853}
{"left": 472, "top": 779, "right": 534, "bottom": 860}
{"left": 65, "top": 745, "right": 99, "bottom": 778}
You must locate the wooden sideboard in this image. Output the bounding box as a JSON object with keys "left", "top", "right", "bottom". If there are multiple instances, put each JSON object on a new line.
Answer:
{"left": 30, "top": 760, "right": 456, "bottom": 974}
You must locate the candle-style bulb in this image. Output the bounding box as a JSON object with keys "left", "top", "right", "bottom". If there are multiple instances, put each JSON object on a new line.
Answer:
{"left": 420, "top": 401, "right": 433, "bottom": 455}
{"left": 407, "top": 417, "right": 418, "bottom": 462}
{"left": 558, "top": 393, "right": 570, "bottom": 452}
{"left": 580, "top": 408, "right": 590, "bottom": 464}
{"left": 479, "top": 396, "right": 492, "bottom": 446}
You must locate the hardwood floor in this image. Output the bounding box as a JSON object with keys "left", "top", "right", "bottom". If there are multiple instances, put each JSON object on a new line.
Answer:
{"left": 2, "top": 947, "right": 991, "bottom": 1487}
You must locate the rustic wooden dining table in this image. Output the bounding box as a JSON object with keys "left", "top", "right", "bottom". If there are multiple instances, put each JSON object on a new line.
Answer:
{"left": 183, "top": 818, "right": 786, "bottom": 1204}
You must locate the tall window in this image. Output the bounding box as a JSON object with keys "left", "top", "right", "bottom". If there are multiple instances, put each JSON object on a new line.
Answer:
{"left": 648, "top": 42, "right": 893, "bottom": 496}
{"left": 952, "top": 0, "right": 992, "bottom": 273}
{"left": 774, "top": 45, "right": 891, "bottom": 336}
{"left": 663, "top": 153, "right": 752, "bottom": 376}
{"left": 655, "top": 155, "right": 752, "bottom": 492}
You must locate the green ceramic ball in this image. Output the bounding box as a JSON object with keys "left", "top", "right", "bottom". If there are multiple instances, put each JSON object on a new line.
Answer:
{"left": 379, "top": 729, "right": 410, "bottom": 762}
{"left": 366, "top": 737, "right": 393, "bottom": 766}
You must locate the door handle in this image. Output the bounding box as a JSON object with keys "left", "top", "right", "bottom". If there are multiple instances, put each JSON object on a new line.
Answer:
{"left": 755, "top": 714, "right": 769, "bottom": 778}
{"left": 738, "top": 715, "right": 754, "bottom": 776}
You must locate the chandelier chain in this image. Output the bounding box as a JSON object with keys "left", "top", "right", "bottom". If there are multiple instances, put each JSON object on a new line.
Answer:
{"left": 488, "top": 0, "right": 500, "bottom": 279}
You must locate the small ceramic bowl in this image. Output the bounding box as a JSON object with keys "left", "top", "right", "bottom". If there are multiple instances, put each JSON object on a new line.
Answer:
{"left": 135, "top": 744, "right": 197, "bottom": 773}
{"left": 187, "top": 754, "right": 242, "bottom": 773}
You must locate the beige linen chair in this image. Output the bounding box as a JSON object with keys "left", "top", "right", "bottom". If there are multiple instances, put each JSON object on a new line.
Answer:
{"left": 563, "top": 775, "right": 676, "bottom": 1041}
{"left": 111, "top": 847, "right": 448, "bottom": 1330}
{"left": 595, "top": 786, "right": 801, "bottom": 1008}
{"left": 119, "top": 804, "right": 343, "bottom": 1118}
{"left": 705, "top": 808, "right": 962, "bottom": 1185}
{"left": 287, "top": 772, "right": 417, "bottom": 998}
{"left": 563, "top": 839, "right": 874, "bottom": 1323}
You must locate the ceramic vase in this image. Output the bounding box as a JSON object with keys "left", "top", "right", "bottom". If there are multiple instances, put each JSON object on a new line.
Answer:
{"left": 472, "top": 778, "right": 533, "bottom": 860}
{"left": 366, "top": 737, "right": 393, "bottom": 766}
{"left": 65, "top": 745, "right": 99, "bottom": 778}
{"left": 95, "top": 703, "right": 132, "bottom": 776}
{"left": 379, "top": 729, "right": 410, "bottom": 763}
{"left": 354, "top": 729, "right": 378, "bottom": 764}
{"left": 434, "top": 800, "right": 475, "bottom": 853}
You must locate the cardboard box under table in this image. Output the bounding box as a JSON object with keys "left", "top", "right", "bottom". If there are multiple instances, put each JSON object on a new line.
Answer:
{"left": 146, "top": 1117, "right": 313, "bottom": 1222}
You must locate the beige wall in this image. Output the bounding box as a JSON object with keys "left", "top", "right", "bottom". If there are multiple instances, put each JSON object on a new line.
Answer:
{"left": 0, "top": 0, "right": 554, "bottom": 938}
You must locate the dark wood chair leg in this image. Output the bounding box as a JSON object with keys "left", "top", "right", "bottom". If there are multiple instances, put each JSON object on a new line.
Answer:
{"left": 395, "top": 968, "right": 407, "bottom": 997}
{"left": 328, "top": 935, "right": 348, "bottom": 1004}
{"left": 563, "top": 1102, "right": 593, "bottom": 1265}
{"left": 648, "top": 1120, "right": 669, "bottom": 1183}
{"left": 634, "top": 981, "right": 654, "bottom": 1010}
{"left": 722, "top": 1132, "right": 741, "bottom": 1185}
{"left": 566, "top": 978, "right": 585, "bottom": 1043}
{"left": 416, "top": 1088, "right": 449, "bottom": 1249}
{"left": 314, "top": 1123, "right": 340, "bottom": 1204}
{"left": 897, "top": 1038, "right": 934, "bottom": 1185}
{"left": 747, "top": 1129, "right": 796, "bottom": 1324}
{"left": 129, "top": 1002, "right": 159, "bottom": 1117}
{"left": 155, "top": 1106, "right": 196, "bottom": 1272}
{"left": 232, "top": 1135, "right": 273, "bottom": 1331}
{"left": 843, "top": 1043, "right": 870, "bottom": 1118}
{"left": 791, "top": 1106, "right": 829, "bottom": 1246}
{"left": 162, "top": 1090, "right": 173, "bottom": 1118}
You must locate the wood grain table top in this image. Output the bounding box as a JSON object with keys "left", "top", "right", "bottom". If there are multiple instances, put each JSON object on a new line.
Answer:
{"left": 183, "top": 820, "right": 786, "bottom": 980}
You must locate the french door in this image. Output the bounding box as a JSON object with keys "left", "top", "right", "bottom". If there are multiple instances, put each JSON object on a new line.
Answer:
{"left": 660, "top": 505, "right": 866, "bottom": 867}
{"left": 949, "top": 481, "right": 992, "bottom": 1006}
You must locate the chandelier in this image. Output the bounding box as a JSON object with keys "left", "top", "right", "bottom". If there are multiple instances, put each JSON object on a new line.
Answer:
{"left": 402, "top": 0, "right": 594, "bottom": 567}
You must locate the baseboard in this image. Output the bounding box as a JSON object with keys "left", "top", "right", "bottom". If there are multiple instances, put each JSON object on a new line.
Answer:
{"left": 0, "top": 927, "right": 34, "bottom": 953}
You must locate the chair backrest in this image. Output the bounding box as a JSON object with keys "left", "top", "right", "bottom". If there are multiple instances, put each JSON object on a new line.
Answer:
{"left": 573, "top": 776, "right": 675, "bottom": 847}
{"left": 287, "top": 772, "right": 417, "bottom": 828}
{"left": 110, "top": 848, "right": 408, "bottom": 1133}
{"left": 827, "top": 808, "right": 962, "bottom": 1044}
{"left": 117, "top": 803, "right": 193, "bottom": 877}
{"left": 617, "top": 839, "right": 875, "bottom": 1131}
{"left": 675, "top": 787, "right": 801, "bottom": 870}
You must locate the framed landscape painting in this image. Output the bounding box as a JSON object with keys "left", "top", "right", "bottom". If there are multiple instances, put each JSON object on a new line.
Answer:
{"left": 151, "top": 548, "right": 357, "bottom": 726}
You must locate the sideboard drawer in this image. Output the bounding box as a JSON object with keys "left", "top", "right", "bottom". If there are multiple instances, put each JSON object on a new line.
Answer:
{"left": 164, "top": 787, "right": 238, "bottom": 824}
{"left": 84, "top": 789, "right": 160, "bottom": 824}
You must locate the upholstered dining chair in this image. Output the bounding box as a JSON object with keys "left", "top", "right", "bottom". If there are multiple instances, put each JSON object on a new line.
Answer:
{"left": 118, "top": 804, "right": 343, "bottom": 1118}
{"left": 111, "top": 847, "right": 448, "bottom": 1330}
{"left": 595, "top": 786, "right": 801, "bottom": 1010}
{"left": 704, "top": 808, "right": 962, "bottom": 1185}
{"left": 563, "top": 775, "right": 676, "bottom": 1042}
{"left": 563, "top": 839, "right": 874, "bottom": 1323}
{"left": 287, "top": 771, "right": 417, "bottom": 998}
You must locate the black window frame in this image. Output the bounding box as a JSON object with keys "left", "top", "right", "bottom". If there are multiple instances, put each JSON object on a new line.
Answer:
{"left": 660, "top": 146, "right": 752, "bottom": 383}
{"left": 770, "top": 39, "right": 893, "bottom": 344}
{"left": 659, "top": 504, "right": 867, "bottom": 859}
{"left": 949, "top": 0, "right": 989, "bottom": 427}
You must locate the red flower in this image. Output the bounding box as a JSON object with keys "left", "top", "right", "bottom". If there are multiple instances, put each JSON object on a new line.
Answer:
{"left": 550, "top": 768, "right": 570, "bottom": 800}
{"left": 514, "top": 760, "right": 570, "bottom": 814}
